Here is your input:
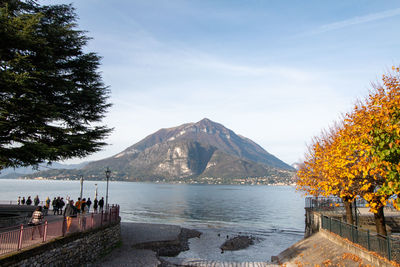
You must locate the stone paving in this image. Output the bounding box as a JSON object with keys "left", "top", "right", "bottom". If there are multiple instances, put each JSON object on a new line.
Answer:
{"left": 276, "top": 232, "right": 376, "bottom": 267}
{"left": 161, "top": 257, "right": 277, "bottom": 266}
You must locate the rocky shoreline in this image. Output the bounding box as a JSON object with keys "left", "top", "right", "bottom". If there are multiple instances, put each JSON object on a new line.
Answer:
{"left": 94, "top": 222, "right": 263, "bottom": 267}
{"left": 133, "top": 227, "right": 202, "bottom": 257}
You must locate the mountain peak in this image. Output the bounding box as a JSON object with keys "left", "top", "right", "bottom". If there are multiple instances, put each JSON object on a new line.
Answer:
{"left": 194, "top": 118, "right": 226, "bottom": 131}
{"left": 198, "top": 118, "right": 213, "bottom": 123}
{"left": 195, "top": 118, "right": 218, "bottom": 127}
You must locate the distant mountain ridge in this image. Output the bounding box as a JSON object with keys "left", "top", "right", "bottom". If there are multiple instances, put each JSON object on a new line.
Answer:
{"left": 26, "top": 118, "right": 295, "bottom": 183}
{"left": 0, "top": 162, "right": 88, "bottom": 178}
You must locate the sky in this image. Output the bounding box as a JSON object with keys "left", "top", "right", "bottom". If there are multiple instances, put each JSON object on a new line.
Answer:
{"left": 42, "top": 0, "right": 400, "bottom": 166}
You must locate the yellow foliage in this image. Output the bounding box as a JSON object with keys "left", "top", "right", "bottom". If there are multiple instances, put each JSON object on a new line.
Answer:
{"left": 296, "top": 66, "right": 400, "bottom": 213}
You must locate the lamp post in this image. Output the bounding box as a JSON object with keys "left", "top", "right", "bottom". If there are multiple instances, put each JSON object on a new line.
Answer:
{"left": 80, "top": 175, "right": 84, "bottom": 200}
{"left": 94, "top": 183, "right": 98, "bottom": 200}
{"left": 105, "top": 167, "right": 111, "bottom": 210}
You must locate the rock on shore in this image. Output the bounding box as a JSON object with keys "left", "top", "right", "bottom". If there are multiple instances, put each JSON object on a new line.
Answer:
{"left": 220, "top": 236, "right": 254, "bottom": 251}
{"left": 134, "top": 227, "right": 202, "bottom": 257}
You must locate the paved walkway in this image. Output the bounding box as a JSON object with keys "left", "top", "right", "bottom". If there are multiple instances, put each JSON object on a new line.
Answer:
{"left": 161, "top": 258, "right": 276, "bottom": 266}
{"left": 276, "top": 232, "right": 375, "bottom": 266}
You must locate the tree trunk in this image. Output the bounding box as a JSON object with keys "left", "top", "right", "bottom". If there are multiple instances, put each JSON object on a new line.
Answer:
{"left": 374, "top": 206, "right": 387, "bottom": 236}
{"left": 344, "top": 201, "right": 354, "bottom": 224}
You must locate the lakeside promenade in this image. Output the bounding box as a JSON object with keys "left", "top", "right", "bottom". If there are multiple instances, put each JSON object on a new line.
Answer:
{"left": 0, "top": 204, "right": 120, "bottom": 257}
{"left": 0, "top": 201, "right": 395, "bottom": 266}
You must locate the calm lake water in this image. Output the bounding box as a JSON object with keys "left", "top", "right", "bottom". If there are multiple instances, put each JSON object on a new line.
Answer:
{"left": 0, "top": 179, "right": 305, "bottom": 262}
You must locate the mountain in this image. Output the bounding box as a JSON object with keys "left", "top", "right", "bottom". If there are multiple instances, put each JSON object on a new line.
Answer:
{"left": 0, "top": 162, "right": 88, "bottom": 178}
{"left": 27, "top": 118, "right": 295, "bottom": 183}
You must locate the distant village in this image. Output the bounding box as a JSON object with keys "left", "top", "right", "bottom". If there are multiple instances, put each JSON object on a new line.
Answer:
{"left": 21, "top": 172, "right": 296, "bottom": 186}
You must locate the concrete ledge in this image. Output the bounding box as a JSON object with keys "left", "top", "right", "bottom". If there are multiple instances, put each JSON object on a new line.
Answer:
{"left": 320, "top": 229, "right": 398, "bottom": 267}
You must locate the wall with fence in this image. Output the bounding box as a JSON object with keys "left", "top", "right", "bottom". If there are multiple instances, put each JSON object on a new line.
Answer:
{"left": 0, "top": 206, "right": 121, "bottom": 266}
{"left": 321, "top": 215, "right": 400, "bottom": 263}
{"left": 305, "top": 197, "right": 400, "bottom": 264}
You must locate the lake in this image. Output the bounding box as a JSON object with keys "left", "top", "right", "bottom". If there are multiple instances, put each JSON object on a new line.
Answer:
{"left": 0, "top": 179, "right": 305, "bottom": 262}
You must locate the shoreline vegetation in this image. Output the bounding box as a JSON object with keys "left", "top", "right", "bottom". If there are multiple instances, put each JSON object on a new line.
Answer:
{"left": 7, "top": 177, "right": 297, "bottom": 186}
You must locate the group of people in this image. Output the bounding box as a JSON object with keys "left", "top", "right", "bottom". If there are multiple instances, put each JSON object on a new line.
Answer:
{"left": 19, "top": 195, "right": 106, "bottom": 215}
{"left": 17, "top": 195, "right": 41, "bottom": 206}
{"left": 56, "top": 196, "right": 105, "bottom": 215}
{"left": 51, "top": 197, "right": 66, "bottom": 215}
{"left": 28, "top": 195, "right": 106, "bottom": 238}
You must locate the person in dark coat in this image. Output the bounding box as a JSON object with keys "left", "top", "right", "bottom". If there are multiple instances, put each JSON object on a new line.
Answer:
{"left": 26, "top": 196, "right": 32, "bottom": 205}
{"left": 21, "top": 197, "right": 26, "bottom": 205}
{"left": 58, "top": 198, "right": 65, "bottom": 215}
{"left": 86, "top": 198, "right": 92, "bottom": 212}
{"left": 63, "top": 200, "right": 77, "bottom": 232}
{"left": 52, "top": 197, "right": 58, "bottom": 215}
{"left": 93, "top": 198, "right": 98, "bottom": 213}
{"left": 98, "top": 197, "right": 104, "bottom": 212}
{"left": 34, "top": 195, "right": 40, "bottom": 206}
{"left": 81, "top": 198, "right": 87, "bottom": 214}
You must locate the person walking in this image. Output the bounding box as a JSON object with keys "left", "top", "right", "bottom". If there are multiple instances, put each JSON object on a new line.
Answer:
{"left": 34, "top": 195, "right": 40, "bottom": 206}
{"left": 29, "top": 206, "right": 44, "bottom": 239}
{"left": 98, "top": 197, "right": 104, "bottom": 212}
{"left": 26, "top": 196, "right": 32, "bottom": 205}
{"left": 93, "top": 198, "right": 98, "bottom": 213}
{"left": 63, "top": 200, "right": 77, "bottom": 232}
{"left": 21, "top": 197, "right": 26, "bottom": 205}
{"left": 17, "top": 196, "right": 21, "bottom": 205}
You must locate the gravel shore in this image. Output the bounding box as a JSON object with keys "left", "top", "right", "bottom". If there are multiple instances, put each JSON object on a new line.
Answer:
{"left": 93, "top": 222, "right": 201, "bottom": 267}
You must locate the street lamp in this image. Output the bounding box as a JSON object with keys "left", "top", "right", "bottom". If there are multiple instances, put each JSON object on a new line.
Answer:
{"left": 105, "top": 167, "right": 111, "bottom": 210}
{"left": 80, "top": 175, "right": 84, "bottom": 200}
{"left": 94, "top": 183, "right": 98, "bottom": 200}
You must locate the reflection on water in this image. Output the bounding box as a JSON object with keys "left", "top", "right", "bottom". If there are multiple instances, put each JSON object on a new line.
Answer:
{"left": 0, "top": 180, "right": 305, "bottom": 261}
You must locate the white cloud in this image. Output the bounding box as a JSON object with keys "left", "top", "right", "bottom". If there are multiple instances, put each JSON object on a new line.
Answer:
{"left": 302, "top": 8, "right": 400, "bottom": 36}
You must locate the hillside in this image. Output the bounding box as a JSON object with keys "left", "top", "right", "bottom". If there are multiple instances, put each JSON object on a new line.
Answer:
{"left": 27, "top": 118, "right": 295, "bottom": 184}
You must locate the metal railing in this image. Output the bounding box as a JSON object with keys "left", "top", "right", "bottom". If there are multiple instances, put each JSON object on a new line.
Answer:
{"left": 305, "top": 196, "right": 370, "bottom": 210}
{"left": 305, "top": 196, "right": 399, "bottom": 211}
{"left": 0, "top": 200, "right": 45, "bottom": 205}
{"left": 0, "top": 205, "right": 120, "bottom": 256}
{"left": 321, "top": 215, "right": 400, "bottom": 262}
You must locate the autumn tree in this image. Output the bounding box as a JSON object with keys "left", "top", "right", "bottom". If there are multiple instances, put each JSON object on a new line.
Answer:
{"left": 297, "top": 125, "right": 358, "bottom": 224}
{"left": 0, "top": 1, "right": 112, "bottom": 170}
{"left": 297, "top": 66, "right": 400, "bottom": 235}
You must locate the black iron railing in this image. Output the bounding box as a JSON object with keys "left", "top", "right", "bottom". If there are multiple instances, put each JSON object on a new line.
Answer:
{"left": 305, "top": 196, "right": 369, "bottom": 210}
{"left": 321, "top": 215, "right": 400, "bottom": 262}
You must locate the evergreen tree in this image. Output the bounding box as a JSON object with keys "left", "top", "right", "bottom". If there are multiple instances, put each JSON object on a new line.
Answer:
{"left": 0, "top": 0, "right": 112, "bottom": 169}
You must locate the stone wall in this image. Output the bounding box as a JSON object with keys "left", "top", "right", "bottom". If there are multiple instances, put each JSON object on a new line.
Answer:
{"left": 0, "top": 214, "right": 29, "bottom": 228}
{"left": 0, "top": 221, "right": 121, "bottom": 266}
{"left": 304, "top": 208, "right": 322, "bottom": 237}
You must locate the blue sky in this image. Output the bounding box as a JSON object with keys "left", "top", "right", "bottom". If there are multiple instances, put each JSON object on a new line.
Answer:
{"left": 43, "top": 0, "right": 400, "bottom": 165}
